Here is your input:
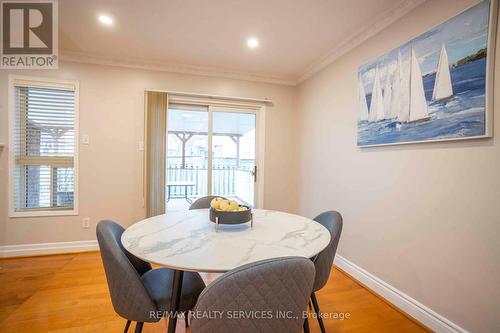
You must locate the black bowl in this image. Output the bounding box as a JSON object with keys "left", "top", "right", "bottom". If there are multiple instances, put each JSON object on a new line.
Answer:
{"left": 209, "top": 206, "right": 252, "bottom": 224}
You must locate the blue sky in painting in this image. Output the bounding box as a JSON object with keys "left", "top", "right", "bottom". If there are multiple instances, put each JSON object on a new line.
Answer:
{"left": 359, "top": 0, "right": 490, "bottom": 92}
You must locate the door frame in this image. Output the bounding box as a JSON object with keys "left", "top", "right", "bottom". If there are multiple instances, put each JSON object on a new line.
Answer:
{"left": 167, "top": 95, "right": 266, "bottom": 208}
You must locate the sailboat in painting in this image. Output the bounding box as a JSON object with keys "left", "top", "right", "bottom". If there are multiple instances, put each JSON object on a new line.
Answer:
{"left": 383, "top": 73, "right": 393, "bottom": 118}
{"left": 369, "top": 66, "right": 385, "bottom": 121}
{"left": 389, "top": 50, "right": 405, "bottom": 119}
{"left": 432, "top": 44, "right": 453, "bottom": 100}
{"left": 357, "top": 0, "right": 491, "bottom": 146}
{"left": 398, "top": 48, "right": 429, "bottom": 123}
{"left": 358, "top": 79, "right": 369, "bottom": 121}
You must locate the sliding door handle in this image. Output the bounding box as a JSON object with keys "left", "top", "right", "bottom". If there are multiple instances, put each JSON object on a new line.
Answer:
{"left": 252, "top": 165, "right": 257, "bottom": 183}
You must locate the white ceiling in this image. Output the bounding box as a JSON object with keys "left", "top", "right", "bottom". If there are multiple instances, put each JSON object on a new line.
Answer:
{"left": 59, "top": 0, "right": 425, "bottom": 85}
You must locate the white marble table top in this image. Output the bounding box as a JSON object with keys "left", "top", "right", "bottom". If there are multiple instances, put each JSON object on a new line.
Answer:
{"left": 121, "top": 209, "right": 331, "bottom": 273}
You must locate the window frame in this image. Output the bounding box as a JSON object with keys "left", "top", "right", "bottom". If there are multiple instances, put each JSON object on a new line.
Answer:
{"left": 8, "top": 75, "right": 79, "bottom": 218}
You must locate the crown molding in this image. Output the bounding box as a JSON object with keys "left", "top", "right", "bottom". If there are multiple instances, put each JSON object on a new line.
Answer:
{"left": 297, "top": 0, "right": 427, "bottom": 84}
{"left": 59, "top": 50, "right": 296, "bottom": 86}
{"left": 59, "top": 0, "right": 426, "bottom": 87}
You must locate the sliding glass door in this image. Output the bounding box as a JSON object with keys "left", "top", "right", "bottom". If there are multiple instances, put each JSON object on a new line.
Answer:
{"left": 211, "top": 109, "right": 256, "bottom": 206}
{"left": 166, "top": 104, "right": 258, "bottom": 210}
{"left": 166, "top": 105, "right": 209, "bottom": 209}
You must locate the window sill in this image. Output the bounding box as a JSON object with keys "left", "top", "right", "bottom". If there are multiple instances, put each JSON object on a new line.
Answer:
{"left": 9, "top": 209, "right": 79, "bottom": 218}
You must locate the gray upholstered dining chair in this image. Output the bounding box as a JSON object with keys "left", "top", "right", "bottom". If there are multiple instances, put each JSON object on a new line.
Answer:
{"left": 189, "top": 195, "right": 228, "bottom": 210}
{"left": 96, "top": 220, "right": 206, "bottom": 333}
{"left": 190, "top": 256, "right": 315, "bottom": 333}
{"left": 310, "top": 211, "right": 343, "bottom": 333}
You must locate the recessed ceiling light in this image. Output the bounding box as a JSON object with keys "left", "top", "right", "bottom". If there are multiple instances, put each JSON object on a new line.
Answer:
{"left": 247, "top": 37, "right": 259, "bottom": 49}
{"left": 98, "top": 15, "right": 113, "bottom": 26}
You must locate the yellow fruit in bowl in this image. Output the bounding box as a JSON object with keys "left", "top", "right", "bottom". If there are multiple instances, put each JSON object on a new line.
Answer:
{"left": 218, "top": 200, "right": 230, "bottom": 211}
{"left": 228, "top": 200, "right": 239, "bottom": 211}
{"left": 210, "top": 198, "right": 221, "bottom": 210}
{"left": 238, "top": 206, "right": 248, "bottom": 211}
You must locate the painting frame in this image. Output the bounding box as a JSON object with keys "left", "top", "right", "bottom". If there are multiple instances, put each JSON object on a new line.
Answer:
{"left": 357, "top": 0, "right": 498, "bottom": 148}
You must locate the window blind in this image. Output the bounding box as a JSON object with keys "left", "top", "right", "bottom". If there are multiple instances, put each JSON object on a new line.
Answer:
{"left": 13, "top": 82, "right": 76, "bottom": 212}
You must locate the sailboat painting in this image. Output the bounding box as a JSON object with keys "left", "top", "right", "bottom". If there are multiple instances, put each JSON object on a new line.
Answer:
{"left": 357, "top": 0, "right": 496, "bottom": 147}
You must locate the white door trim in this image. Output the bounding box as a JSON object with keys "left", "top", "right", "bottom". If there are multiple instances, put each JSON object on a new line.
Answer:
{"left": 255, "top": 105, "right": 266, "bottom": 208}
{"left": 167, "top": 99, "right": 266, "bottom": 208}
{"left": 207, "top": 106, "right": 214, "bottom": 196}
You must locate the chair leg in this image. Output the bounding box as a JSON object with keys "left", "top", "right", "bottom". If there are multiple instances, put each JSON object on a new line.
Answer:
{"left": 303, "top": 318, "right": 310, "bottom": 333}
{"left": 134, "top": 322, "right": 143, "bottom": 333}
{"left": 311, "top": 292, "right": 326, "bottom": 333}
{"left": 123, "top": 320, "right": 131, "bottom": 333}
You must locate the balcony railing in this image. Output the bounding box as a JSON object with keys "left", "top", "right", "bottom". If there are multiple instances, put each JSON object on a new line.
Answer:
{"left": 167, "top": 164, "right": 254, "bottom": 205}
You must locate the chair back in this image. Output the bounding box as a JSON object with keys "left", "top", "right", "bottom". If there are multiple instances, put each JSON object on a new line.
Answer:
{"left": 189, "top": 196, "right": 227, "bottom": 210}
{"left": 96, "top": 220, "right": 157, "bottom": 322}
{"left": 312, "top": 211, "right": 343, "bottom": 292}
{"left": 191, "top": 257, "right": 315, "bottom": 333}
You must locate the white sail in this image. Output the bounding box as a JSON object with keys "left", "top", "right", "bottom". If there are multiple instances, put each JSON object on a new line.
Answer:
{"left": 389, "top": 62, "right": 400, "bottom": 119}
{"left": 408, "top": 48, "right": 429, "bottom": 122}
{"left": 432, "top": 44, "right": 453, "bottom": 100}
{"left": 396, "top": 50, "right": 410, "bottom": 122}
{"left": 383, "top": 72, "right": 393, "bottom": 118}
{"left": 358, "top": 78, "right": 369, "bottom": 121}
{"left": 369, "top": 66, "right": 385, "bottom": 121}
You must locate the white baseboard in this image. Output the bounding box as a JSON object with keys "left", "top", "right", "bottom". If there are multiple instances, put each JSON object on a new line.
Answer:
{"left": 0, "top": 240, "right": 98, "bottom": 258}
{"left": 334, "top": 255, "right": 469, "bottom": 333}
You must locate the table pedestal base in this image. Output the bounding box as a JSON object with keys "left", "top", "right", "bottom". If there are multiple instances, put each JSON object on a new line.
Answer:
{"left": 167, "top": 270, "right": 184, "bottom": 333}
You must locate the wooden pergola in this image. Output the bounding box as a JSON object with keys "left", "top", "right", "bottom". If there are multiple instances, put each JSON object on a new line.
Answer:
{"left": 169, "top": 130, "right": 243, "bottom": 168}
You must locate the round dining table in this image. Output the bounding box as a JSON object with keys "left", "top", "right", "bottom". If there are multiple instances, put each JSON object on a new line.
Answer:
{"left": 122, "top": 208, "right": 331, "bottom": 333}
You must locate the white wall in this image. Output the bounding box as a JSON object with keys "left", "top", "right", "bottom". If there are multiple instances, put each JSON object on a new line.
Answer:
{"left": 0, "top": 62, "right": 298, "bottom": 245}
{"left": 296, "top": 1, "right": 500, "bottom": 332}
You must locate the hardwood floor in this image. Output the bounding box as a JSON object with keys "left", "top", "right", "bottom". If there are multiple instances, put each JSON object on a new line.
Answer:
{"left": 0, "top": 252, "right": 429, "bottom": 332}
